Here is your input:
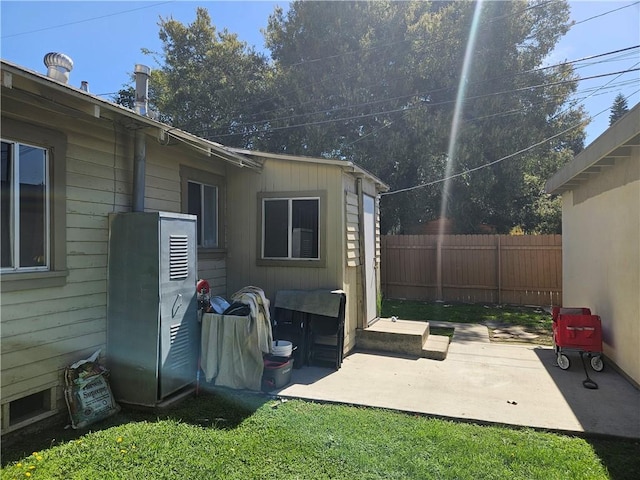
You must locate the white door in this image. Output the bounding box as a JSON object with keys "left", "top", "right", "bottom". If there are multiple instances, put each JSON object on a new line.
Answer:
{"left": 363, "top": 194, "right": 377, "bottom": 325}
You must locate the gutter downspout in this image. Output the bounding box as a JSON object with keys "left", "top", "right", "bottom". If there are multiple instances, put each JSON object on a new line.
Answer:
{"left": 133, "top": 130, "right": 146, "bottom": 212}
{"left": 132, "top": 64, "right": 150, "bottom": 212}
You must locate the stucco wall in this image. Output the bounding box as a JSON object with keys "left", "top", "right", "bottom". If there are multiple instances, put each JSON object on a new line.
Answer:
{"left": 561, "top": 151, "right": 639, "bottom": 385}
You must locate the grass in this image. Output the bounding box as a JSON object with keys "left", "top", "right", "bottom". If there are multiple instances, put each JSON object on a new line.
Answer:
{"left": 382, "top": 299, "right": 553, "bottom": 344}
{"left": 2, "top": 391, "right": 638, "bottom": 479}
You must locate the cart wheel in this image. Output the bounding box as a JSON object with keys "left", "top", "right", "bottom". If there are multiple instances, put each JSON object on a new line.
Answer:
{"left": 590, "top": 355, "right": 604, "bottom": 372}
{"left": 557, "top": 353, "right": 570, "bottom": 370}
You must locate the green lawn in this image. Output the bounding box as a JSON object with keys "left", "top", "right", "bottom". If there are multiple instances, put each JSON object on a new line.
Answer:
{"left": 2, "top": 391, "right": 638, "bottom": 479}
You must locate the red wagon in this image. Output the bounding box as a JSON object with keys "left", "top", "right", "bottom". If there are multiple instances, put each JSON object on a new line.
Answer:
{"left": 552, "top": 307, "right": 604, "bottom": 372}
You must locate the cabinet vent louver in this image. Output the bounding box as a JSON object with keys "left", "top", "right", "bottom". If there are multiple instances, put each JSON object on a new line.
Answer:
{"left": 169, "top": 235, "right": 189, "bottom": 280}
{"left": 168, "top": 323, "right": 191, "bottom": 370}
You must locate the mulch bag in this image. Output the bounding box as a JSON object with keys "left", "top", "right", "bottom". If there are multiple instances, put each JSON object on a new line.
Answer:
{"left": 64, "top": 350, "right": 120, "bottom": 429}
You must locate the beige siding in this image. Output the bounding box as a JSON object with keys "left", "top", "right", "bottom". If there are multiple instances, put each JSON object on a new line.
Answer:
{"left": 1, "top": 94, "right": 229, "bottom": 431}
{"left": 562, "top": 151, "right": 640, "bottom": 385}
{"left": 227, "top": 159, "right": 382, "bottom": 355}
{"left": 226, "top": 159, "right": 344, "bottom": 299}
{"left": 199, "top": 257, "right": 227, "bottom": 296}
{"left": 345, "top": 191, "right": 360, "bottom": 267}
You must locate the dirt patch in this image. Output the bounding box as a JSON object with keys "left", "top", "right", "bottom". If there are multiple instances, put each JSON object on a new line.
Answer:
{"left": 485, "top": 323, "right": 553, "bottom": 346}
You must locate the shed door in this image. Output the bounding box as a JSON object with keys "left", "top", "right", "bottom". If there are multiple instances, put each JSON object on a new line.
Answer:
{"left": 363, "top": 194, "right": 378, "bottom": 325}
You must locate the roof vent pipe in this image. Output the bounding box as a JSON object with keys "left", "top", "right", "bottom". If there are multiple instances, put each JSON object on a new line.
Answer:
{"left": 43, "top": 52, "right": 73, "bottom": 84}
{"left": 80, "top": 81, "right": 89, "bottom": 92}
{"left": 134, "top": 64, "right": 151, "bottom": 116}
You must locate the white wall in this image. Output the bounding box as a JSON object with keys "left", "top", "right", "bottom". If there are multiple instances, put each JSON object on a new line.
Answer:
{"left": 562, "top": 151, "right": 639, "bottom": 385}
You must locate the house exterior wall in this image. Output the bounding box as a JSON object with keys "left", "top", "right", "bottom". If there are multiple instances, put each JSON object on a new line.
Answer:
{"left": 561, "top": 150, "right": 640, "bottom": 385}
{"left": 1, "top": 90, "right": 229, "bottom": 432}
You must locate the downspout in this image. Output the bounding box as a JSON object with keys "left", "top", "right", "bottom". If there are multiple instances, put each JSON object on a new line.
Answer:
{"left": 133, "top": 131, "right": 146, "bottom": 212}
{"left": 133, "top": 64, "right": 150, "bottom": 212}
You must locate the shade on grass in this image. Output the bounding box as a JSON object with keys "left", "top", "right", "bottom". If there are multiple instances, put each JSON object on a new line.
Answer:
{"left": 1, "top": 398, "right": 615, "bottom": 479}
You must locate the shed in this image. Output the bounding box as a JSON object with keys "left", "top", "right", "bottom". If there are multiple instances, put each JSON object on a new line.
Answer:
{"left": 545, "top": 103, "right": 639, "bottom": 386}
{"left": 225, "top": 148, "right": 389, "bottom": 353}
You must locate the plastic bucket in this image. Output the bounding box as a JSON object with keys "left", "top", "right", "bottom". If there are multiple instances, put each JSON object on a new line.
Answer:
{"left": 272, "top": 340, "right": 293, "bottom": 357}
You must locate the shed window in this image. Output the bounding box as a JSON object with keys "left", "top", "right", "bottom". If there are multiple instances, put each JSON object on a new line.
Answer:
{"left": 1, "top": 141, "right": 49, "bottom": 272}
{"left": 262, "top": 197, "right": 320, "bottom": 260}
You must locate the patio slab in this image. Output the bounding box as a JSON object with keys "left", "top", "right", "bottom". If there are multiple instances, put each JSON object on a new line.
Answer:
{"left": 276, "top": 325, "right": 640, "bottom": 439}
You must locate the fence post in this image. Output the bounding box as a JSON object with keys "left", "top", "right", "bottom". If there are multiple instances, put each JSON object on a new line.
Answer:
{"left": 381, "top": 236, "right": 386, "bottom": 296}
{"left": 436, "top": 237, "right": 443, "bottom": 301}
{"left": 497, "top": 235, "right": 502, "bottom": 305}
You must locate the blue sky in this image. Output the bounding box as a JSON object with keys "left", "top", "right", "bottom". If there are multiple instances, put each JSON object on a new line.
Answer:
{"left": 1, "top": 1, "right": 638, "bottom": 146}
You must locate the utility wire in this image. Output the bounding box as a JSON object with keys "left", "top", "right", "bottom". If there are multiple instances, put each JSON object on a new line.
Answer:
{"left": 215, "top": 1, "right": 640, "bottom": 121}
{"left": 1, "top": 2, "right": 174, "bottom": 39}
{"left": 221, "top": 45, "right": 640, "bottom": 126}
{"left": 380, "top": 88, "right": 640, "bottom": 197}
{"left": 248, "top": 46, "right": 640, "bottom": 127}
{"left": 572, "top": 1, "right": 640, "bottom": 26}
{"left": 207, "top": 67, "right": 639, "bottom": 138}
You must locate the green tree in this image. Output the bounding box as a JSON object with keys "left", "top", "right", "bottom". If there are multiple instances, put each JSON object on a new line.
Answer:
{"left": 263, "top": 0, "right": 585, "bottom": 233}
{"left": 609, "top": 93, "right": 629, "bottom": 126}
{"left": 114, "top": 8, "right": 274, "bottom": 148}
{"left": 120, "top": 2, "right": 584, "bottom": 234}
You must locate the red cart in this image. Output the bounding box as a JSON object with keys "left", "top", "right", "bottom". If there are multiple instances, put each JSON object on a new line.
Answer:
{"left": 552, "top": 307, "right": 604, "bottom": 372}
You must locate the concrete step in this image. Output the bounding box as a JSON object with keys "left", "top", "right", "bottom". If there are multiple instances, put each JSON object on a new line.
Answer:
{"left": 356, "top": 318, "right": 450, "bottom": 360}
{"left": 422, "top": 334, "right": 450, "bottom": 361}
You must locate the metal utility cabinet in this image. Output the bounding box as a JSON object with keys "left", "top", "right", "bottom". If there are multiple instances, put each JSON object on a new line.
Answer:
{"left": 107, "top": 212, "right": 198, "bottom": 406}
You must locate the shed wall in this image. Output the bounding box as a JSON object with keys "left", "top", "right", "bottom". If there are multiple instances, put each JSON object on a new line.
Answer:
{"left": 226, "top": 159, "right": 344, "bottom": 298}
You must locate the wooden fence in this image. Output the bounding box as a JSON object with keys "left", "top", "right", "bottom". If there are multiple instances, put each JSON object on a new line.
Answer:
{"left": 381, "top": 235, "right": 562, "bottom": 306}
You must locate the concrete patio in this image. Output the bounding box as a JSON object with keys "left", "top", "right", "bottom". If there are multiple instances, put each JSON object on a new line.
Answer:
{"left": 275, "top": 321, "right": 640, "bottom": 439}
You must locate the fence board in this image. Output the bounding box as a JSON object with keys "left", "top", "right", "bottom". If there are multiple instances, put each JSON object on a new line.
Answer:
{"left": 381, "top": 234, "right": 562, "bottom": 306}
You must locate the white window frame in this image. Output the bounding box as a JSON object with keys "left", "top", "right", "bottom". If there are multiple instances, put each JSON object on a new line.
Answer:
{"left": 1, "top": 140, "right": 50, "bottom": 273}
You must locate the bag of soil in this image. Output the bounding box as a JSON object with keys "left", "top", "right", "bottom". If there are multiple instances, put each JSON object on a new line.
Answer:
{"left": 64, "top": 350, "right": 120, "bottom": 429}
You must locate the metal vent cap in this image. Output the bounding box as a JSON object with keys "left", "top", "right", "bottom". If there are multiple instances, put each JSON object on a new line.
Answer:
{"left": 43, "top": 52, "right": 73, "bottom": 83}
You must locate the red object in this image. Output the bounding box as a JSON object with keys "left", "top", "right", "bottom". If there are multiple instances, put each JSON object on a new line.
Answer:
{"left": 552, "top": 308, "right": 602, "bottom": 353}
{"left": 196, "top": 279, "right": 210, "bottom": 294}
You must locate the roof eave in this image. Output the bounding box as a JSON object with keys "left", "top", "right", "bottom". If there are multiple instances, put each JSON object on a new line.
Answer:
{"left": 546, "top": 103, "right": 640, "bottom": 195}
{"left": 1, "top": 59, "right": 262, "bottom": 172}
{"left": 229, "top": 147, "right": 390, "bottom": 192}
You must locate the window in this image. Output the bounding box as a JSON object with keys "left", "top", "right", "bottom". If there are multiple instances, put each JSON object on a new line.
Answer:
{"left": 0, "top": 118, "right": 67, "bottom": 292}
{"left": 180, "top": 166, "right": 225, "bottom": 251}
{"left": 262, "top": 196, "right": 320, "bottom": 260}
{"left": 1, "top": 140, "right": 49, "bottom": 272}
{"left": 187, "top": 181, "right": 218, "bottom": 248}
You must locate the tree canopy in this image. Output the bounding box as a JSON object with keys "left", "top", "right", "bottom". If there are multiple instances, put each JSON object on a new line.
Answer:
{"left": 119, "top": 0, "right": 586, "bottom": 234}
{"left": 609, "top": 93, "right": 629, "bottom": 126}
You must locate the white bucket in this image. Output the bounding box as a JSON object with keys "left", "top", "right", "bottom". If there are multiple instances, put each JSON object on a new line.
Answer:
{"left": 272, "top": 340, "right": 293, "bottom": 357}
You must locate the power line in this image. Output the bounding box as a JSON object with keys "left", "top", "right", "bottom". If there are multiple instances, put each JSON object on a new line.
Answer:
{"left": 207, "top": 67, "right": 639, "bottom": 138}
{"left": 380, "top": 89, "right": 640, "bottom": 198}
{"left": 1, "top": 2, "right": 175, "bottom": 39}
{"left": 215, "top": 1, "right": 640, "bottom": 121}
{"left": 572, "top": 1, "right": 640, "bottom": 27}
{"left": 219, "top": 45, "right": 640, "bottom": 128}
{"left": 191, "top": 1, "right": 556, "bottom": 120}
